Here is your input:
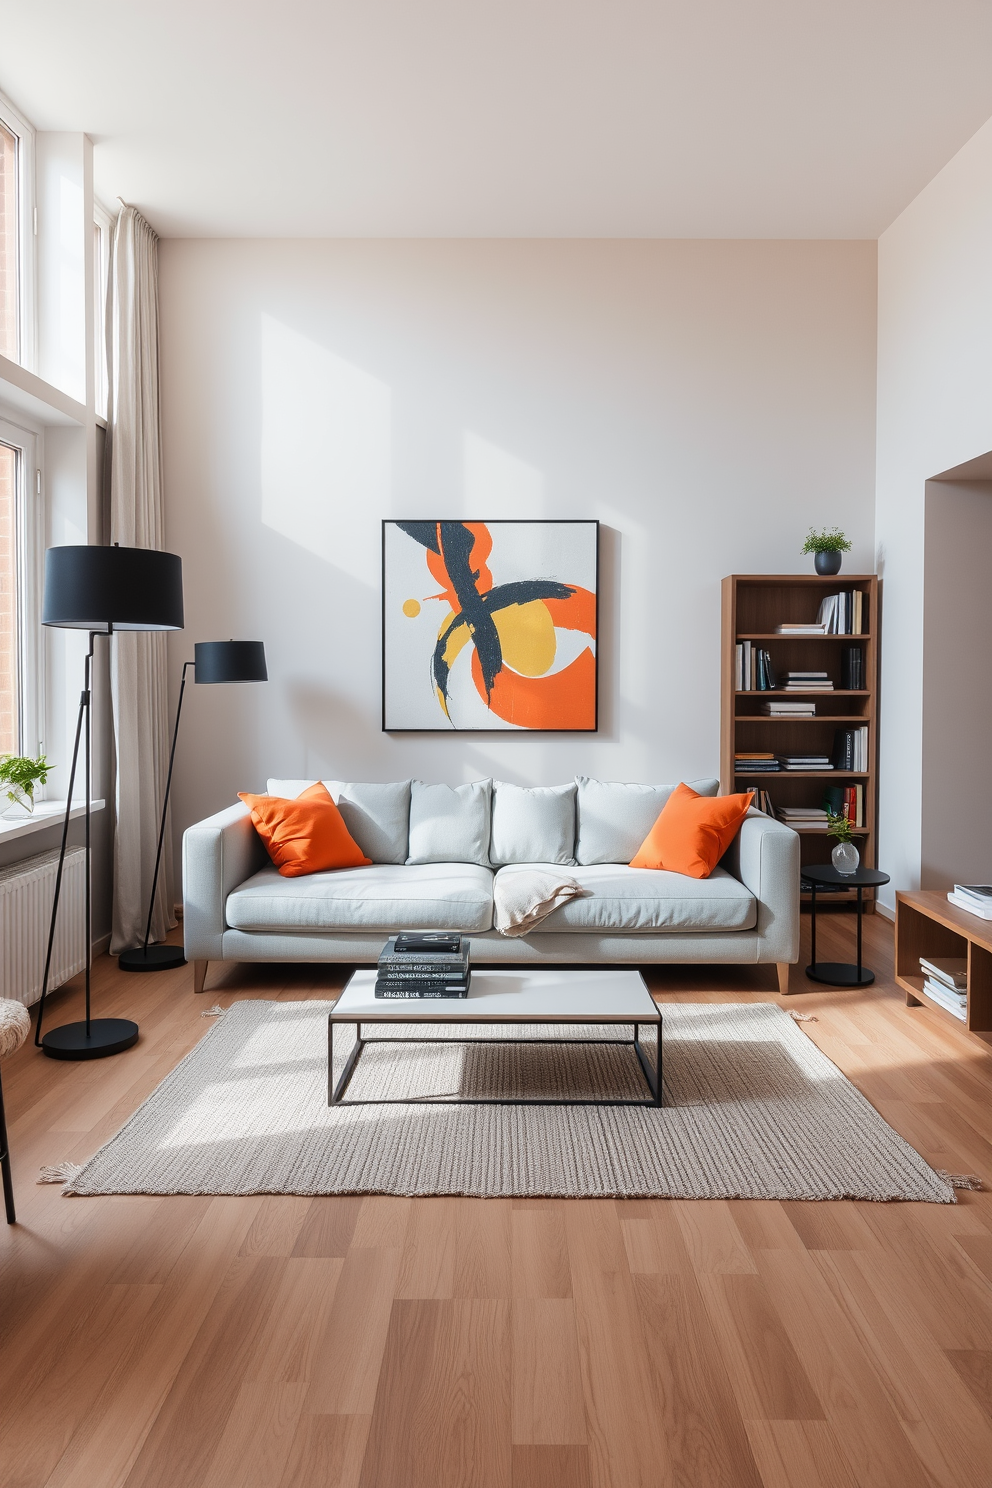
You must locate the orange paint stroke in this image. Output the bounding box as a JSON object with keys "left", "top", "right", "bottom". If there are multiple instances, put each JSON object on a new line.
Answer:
{"left": 471, "top": 644, "right": 596, "bottom": 729}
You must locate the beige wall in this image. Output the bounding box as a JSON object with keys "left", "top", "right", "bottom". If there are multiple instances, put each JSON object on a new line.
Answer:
{"left": 877, "top": 115, "right": 992, "bottom": 907}
{"left": 158, "top": 238, "right": 877, "bottom": 855}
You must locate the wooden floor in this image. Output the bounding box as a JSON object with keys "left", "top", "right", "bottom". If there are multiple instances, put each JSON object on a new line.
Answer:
{"left": 5, "top": 911, "right": 992, "bottom": 1487}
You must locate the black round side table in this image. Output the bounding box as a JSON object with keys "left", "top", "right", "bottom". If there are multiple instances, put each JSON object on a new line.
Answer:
{"left": 804, "top": 865, "right": 891, "bottom": 987}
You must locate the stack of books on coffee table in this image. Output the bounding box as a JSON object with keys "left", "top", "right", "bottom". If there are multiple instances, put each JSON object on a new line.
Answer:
{"left": 375, "top": 932, "right": 471, "bottom": 998}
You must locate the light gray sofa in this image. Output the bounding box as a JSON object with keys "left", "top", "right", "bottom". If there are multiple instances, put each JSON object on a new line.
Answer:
{"left": 182, "top": 776, "right": 801, "bottom": 994}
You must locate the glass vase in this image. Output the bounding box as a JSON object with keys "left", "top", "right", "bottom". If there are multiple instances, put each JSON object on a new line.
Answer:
{"left": 2, "top": 785, "right": 35, "bottom": 819}
{"left": 831, "top": 840, "right": 860, "bottom": 875}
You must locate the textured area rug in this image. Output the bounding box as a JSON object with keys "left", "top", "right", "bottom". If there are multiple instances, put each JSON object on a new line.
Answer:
{"left": 63, "top": 999, "right": 954, "bottom": 1202}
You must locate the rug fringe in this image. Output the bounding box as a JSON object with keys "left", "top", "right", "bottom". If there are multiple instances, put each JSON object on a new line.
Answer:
{"left": 201, "top": 1005, "right": 225, "bottom": 1017}
{"left": 789, "top": 1010, "right": 818, "bottom": 1023}
{"left": 936, "top": 1169, "right": 983, "bottom": 1191}
{"left": 37, "top": 1161, "right": 84, "bottom": 1186}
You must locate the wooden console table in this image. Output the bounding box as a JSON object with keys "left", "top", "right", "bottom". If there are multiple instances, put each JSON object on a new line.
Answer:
{"left": 895, "top": 890, "right": 992, "bottom": 1035}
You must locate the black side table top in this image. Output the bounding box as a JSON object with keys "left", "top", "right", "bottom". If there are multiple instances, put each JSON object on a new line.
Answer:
{"left": 803, "top": 865, "right": 890, "bottom": 889}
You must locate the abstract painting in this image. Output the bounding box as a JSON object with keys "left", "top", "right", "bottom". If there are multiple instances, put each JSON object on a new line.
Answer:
{"left": 382, "top": 520, "right": 598, "bottom": 731}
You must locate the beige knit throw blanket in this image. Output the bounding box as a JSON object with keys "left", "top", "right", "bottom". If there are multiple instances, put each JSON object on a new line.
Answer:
{"left": 493, "top": 869, "right": 587, "bottom": 936}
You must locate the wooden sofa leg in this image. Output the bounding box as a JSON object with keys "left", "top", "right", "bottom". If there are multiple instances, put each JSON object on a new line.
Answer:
{"left": 193, "top": 961, "right": 208, "bottom": 994}
{"left": 776, "top": 963, "right": 792, "bottom": 996}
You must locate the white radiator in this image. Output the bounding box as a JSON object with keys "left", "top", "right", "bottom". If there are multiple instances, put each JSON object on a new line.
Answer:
{"left": 0, "top": 847, "right": 87, "bottom": 1007}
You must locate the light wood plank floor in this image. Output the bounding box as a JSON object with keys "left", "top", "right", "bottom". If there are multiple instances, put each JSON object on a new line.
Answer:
{"left": 4, "top": 911, "right": 992, "bottom": 1487}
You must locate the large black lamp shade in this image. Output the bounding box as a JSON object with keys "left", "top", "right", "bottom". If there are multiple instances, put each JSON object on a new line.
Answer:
{"left": 35, "top": 544, "right": 185, "bottom": 1061}
{"left": 43, "top": 545, "right": 184, "bottom": 631}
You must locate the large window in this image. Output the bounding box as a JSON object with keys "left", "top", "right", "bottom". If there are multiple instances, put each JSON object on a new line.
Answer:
{"left": 0, "top": 420, "right": 41, "bottom": 761}
{"left": 0, "top": 438, "right": 18, "bottom": 750}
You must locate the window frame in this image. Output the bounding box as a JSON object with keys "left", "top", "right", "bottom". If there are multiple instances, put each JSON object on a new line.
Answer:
{"left": 0, "top": 413, "right": 45, "bottom": 771}
{"left": 92, "top": 198, "right": 113, "bottom": 420}
{"left": 0, "top": 88, "right": 37, "bottom": 373}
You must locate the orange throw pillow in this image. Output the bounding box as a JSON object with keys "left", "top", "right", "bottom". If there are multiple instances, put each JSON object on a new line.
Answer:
{"left": 239, "top": 782, "right": 371, "bottom": 877}
{"left": 629, "top": 782, "right": 754, "bottom": 879}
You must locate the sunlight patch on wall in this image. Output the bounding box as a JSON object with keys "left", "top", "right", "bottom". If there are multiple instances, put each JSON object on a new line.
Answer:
{"left": 260, "top": 314, "right": 390, "bottom": 582}
{"left": 463, "top": 432, "right": 544, "bottom": 515}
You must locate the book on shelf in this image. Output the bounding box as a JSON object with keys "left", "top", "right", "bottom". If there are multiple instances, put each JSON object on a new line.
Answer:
{"left": 735, "top": 642, "right": 777, "bottom": 691}
{"left": 832, "top": 726, "right": 869, "bottom": 772}
{"left": 921, "top": 978, "right": 967, "bottom": 1020}
{"left": 821, "top": 782, "right": 864, "bottom": 826}
{"left": 751, "top": 789, "right": 775, "bottom": 816}
{"left": 947, "top": 890, "right": 992, "bottom": 921}
{"left": 775, "top": 623, "right": 826, "bottom": 635}
{"left": 840, "top": 646, "right": 865, "bottom": 690}
{"left": 762, "top": 701, "right": 815, "bottom": 715}
{"left": 919, "top": 956, "right": 967, "bottom": 991}
{"left": 776, "top": 754, "right": 832, "bottom": 771}
{"left": 816, "top": 591, "right": 865, "bottom": 636}
{"left": 778, "top": 806, "right": 828, "bottom": 821}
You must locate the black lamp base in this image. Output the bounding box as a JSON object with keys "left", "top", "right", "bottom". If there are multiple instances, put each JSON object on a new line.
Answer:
{"left": 118, "top": 945, "right": 187, "bottom": 973}
{"left": 41, "top": 1018, "right": 140, "bottom": 1060}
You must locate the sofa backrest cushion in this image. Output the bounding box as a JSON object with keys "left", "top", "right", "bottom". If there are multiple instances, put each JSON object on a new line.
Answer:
{"left": 489, "top": 780, "right": 577, "bottom": 866}
{"left": 266, "top": 779, "right": 411, "bottom": 864}
{"left": 407, "top": 780, "right": 492, "bottom": 866}
{"left": 574, "top": 777, "right": 720, "bottom": 865}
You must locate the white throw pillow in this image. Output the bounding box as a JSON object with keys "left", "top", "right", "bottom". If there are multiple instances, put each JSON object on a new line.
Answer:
{"left": 266, "top": 778, "right": 411, "bottom": 864}
{"left": 574, "top": 777, "right": 720, "bottom": 865}
{"left": 407, "top": 780, "right": 492, "bottom": 866}
{"left": 489, "top": 781, "right": 576, "bottom": 866}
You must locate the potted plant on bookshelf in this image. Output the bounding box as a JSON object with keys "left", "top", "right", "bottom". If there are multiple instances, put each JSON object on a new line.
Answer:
{"left": 826, "top": 810, "right": 860, "bottom": 874}
{"left": 802, "top": 526, "right": 852, "bottom": 576}
{"left": 0, "top": 754, "right": 50, "bottom": 818}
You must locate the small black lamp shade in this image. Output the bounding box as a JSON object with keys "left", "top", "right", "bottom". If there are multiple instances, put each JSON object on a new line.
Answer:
{"left": 43, "top": 545, "right": 184, "bottom": 632}
{"left": 194, "top": 640, "right": 267, "bottom": 683}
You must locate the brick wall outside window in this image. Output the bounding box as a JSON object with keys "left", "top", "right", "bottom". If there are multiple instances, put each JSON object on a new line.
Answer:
{"left": 0, "top": 120, "right": 17, "bottom": 361}
{"left": 0, "top": 443, "right": 18, "bottom": 754}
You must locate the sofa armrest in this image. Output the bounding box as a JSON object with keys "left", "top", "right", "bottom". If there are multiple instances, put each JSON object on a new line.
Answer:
{"left": 721, "top": 810, "right": 801, "bottom": 963}
{"left": 182, "top": 803, "right": 267, "bottom": 960}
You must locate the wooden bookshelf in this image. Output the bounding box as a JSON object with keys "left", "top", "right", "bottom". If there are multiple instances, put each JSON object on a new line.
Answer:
{"left": 895, "top": 890, "right": 992, "bottom": 1037}
{"left": 720, "top": 574, "right": 880, "bottom": 907}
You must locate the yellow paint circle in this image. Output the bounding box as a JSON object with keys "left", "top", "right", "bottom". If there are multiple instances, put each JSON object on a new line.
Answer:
{"left": 402, "top": 598, "right": 422, "bottom": 618}
{"left": 493, "top": 600, "right": 556, "bottom": 676}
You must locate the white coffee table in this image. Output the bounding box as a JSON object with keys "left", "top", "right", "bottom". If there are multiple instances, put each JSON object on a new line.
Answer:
{"left": 327, "top": 968, "right": 662, "bottom": 1108}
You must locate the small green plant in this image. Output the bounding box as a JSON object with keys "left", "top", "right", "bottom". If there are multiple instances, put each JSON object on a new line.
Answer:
{"left": 802, "top": 526, "right": 852, "bottom": 555}
{"left": 825, "top": 810, "right": 854, "bottom": 843}
{"left": 0, "top": 753, "right": 50, "bottom": 806}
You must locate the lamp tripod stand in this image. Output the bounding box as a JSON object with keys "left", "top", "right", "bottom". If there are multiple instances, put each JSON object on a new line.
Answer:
{"left": 35, "top": 630, "right": 139, "bottom": 1058}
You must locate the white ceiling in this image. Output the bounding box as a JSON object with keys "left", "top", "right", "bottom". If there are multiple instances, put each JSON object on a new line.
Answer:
{"left": 2, "top": 0, "right": 992, "bottom": 239}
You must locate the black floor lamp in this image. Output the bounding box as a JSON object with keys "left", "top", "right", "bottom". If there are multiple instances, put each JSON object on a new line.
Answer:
{"left": 34, "top": 544, "right": 184, "bottom": 1060}
{"left": 119, "top": 639, "right": 267, "bottom": 973}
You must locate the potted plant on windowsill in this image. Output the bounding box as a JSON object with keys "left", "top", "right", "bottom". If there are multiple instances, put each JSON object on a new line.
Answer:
{"left": 0, "top": 754, "right": 50, "bottom": 818}
{"left": 826, "top": 810, "right": 860, "bottom": 874}
{"left": 802, "top": 526, "right": 852, "bottom": 576}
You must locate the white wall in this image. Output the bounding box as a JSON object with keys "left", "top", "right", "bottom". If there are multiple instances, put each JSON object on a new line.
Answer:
{"left": 158, "top": 239, "right": 877, "bottom": 854}
{"left": 876, "top": 115, "right": 992, "bottom": 909}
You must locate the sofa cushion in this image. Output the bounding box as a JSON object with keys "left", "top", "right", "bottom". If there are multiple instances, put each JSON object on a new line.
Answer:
{"left": 489, "top": 781, "right": 576, "bottom": 867}
{"left": 574, "top": 777, "right": 720, "bottom": 865}
{"left": 226, "top": 862, "right": 494, "bottom": 933}
{"left": 407, "top": 780, "right": 492, "bottom": 866}
{"left": 493, "top": 862, "right": 755, "bottom": 933}
{"left": 267, "top": 779, "right": 411, "bottom": 864}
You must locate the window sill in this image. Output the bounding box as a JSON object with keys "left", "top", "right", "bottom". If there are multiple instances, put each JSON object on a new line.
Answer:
{"left": 0, "top": 798, "right": 106, "bottom": 845}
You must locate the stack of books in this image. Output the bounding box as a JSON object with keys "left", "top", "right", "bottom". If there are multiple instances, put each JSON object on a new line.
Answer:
{"left": 823, "top": 783, "right": 864, "bottom": 827}
{"left": 947, "top": 885, "right": 992, "bottom": 920}
{"left": 832, "top": 726, "right": 869, "bottom": 772}
{"left": 840, "top": 646, "right": 865, "bottom": 690}
{"left": 735, "top": 642, "right": 777, "bottom": 691}
{"left": 775, "top": 621, "right": 826, "bottom": 635}
{"left": 778, "top": 806, "right": 828, "bottom": 828}
{"left": 375, "top": 933, "right": 471, "bottom": 998}
{"left": 735, "top": 752, "right": 779, "bottom": 773}
{"left": 751, "top": 789, "right": 775, "bottom": 816}
{"left": 919, "top": 956, "right": 967, "bottom": 1020}
{"left": 776, "top": 753, "right": 832, "bottom": 771}
{"left": 816, "top": 592, "right": 865, "bottom": 635}
{"left": 762, "top": 700, "right": 815, "bottom": 716}
{"left": 783, "top": 670, "right": 833, "bottom": 692}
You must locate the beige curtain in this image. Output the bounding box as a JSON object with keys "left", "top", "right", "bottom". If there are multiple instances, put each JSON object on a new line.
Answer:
{"left": 107, "top": 206, "right": 175, "bottom": 953}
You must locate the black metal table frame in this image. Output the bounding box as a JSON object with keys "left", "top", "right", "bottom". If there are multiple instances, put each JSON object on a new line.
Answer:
{"left": 327, "top": 1017, "right": 663, "bottom": 1108}
{"left": 806, "top": 879, "right": 876, "bottom": 987}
